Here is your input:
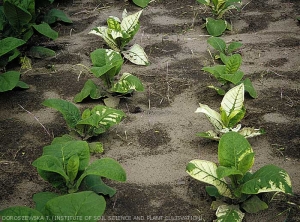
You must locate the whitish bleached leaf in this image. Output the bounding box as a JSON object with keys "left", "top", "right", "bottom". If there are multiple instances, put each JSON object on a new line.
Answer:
{"left": 241, "top": 164, "right": 293, "bottom": 195}
{"left": 122, "top": 44, "right": 149, "bottom": 65}
{"left": 186, "top": 160, "right": 233, "bottom": 198}
{"left": 89, "top": 27, "right": 119, "bottom": 51}
{"left": 196, "top": 130, "right": 220, "bottom": 141}
{"left": 122, "top": 9, "right": 128, "bottom": 19}
{"left": 121, "top": 10, "right": 143, "bottom": 34}
{"left": 111, "top": 73, "right": 144, "bottom": 94}
{"left": 221, "top": 83, "right": 244, "bottom": 117}
{"left": 238, "top": 127, "right": 264, "bottom": 138}
{"left": 195, "top": 104, "right": 224, "bottom": 130}
{"left": 215, "top": 205, "right": 244, "bottom": 222}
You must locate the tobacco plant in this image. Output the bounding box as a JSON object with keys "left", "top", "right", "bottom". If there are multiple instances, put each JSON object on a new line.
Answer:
{"left": 186, "top": 132, "right": 293, "bottom": 222}
{"left": 202, "top": 49, "right": 257, "bottom": 97}
{"left": 195, "top": 83, "right": 263, "bottom": 140}
{"left": 32, "top": 139, "right": 126, "bottom": 195}
{"left": 207, "top": 36, "right": 242, "bottom": 60}
{"left": 0, "top": 0, "right": 72, "bottom": 58}
{"left": 43, "top": 99, "right": 125, "bottom": 149}
{"left": 74, "top": 49, "right": 144, "bottom": 106}
{"left": 89, "top": 9, "right": 149, "bottom": 65}
{"left": 0, "top": 139, "right": 126, "bottom": 222}
{"left": 0, "top": 37, "right": 29, "bottom": 91}
{"left": 196, "top": 0, "right": 242, "bottom": 36}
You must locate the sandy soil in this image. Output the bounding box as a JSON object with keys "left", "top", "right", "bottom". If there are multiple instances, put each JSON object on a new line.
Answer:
{"left": 0, "top": 0, "right": 299, "bottom": 221}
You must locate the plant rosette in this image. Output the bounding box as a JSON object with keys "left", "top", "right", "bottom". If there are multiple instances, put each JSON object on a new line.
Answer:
{"left": 195, "top": 83, "right": 263, "bottom": 140}
{"left": 186, "top": 132, "right": 293, "bottom": 222}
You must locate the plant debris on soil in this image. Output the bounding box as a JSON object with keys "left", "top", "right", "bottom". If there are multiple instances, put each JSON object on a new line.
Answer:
{"left": 1, "top": 0, "right": 300, "bottom": 221}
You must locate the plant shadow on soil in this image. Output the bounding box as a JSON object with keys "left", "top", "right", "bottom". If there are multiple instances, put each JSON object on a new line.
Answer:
{"left": 1, "top": 0, "right": 300, "bottom": 221}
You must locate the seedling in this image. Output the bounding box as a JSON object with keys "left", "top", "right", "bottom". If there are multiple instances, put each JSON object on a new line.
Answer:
{"left": 195, "top": 83, "right": 263, "bottom": 140}
{"left": 202, "top": 52, "right": 257, "bottom": 97}
{"left": 207, "top": 36, "right": 243, "bottom": 60}
{"left": 43, "top": 99, "right": 125, "bottom": 141}
{"left": 89, "top": 9, "right": 149, "bottom": 65}
{"left": 196, "top": 0, "right": 242, "bottom": 36}
{"left": 186, "top": 132, "right": 293, "bottom": 222}
{"left": 74, "top": 49, "right": 144, "bottom": 106}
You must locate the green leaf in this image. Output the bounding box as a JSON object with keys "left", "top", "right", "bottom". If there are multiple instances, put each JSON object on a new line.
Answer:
{"left": 202, "top": 65, "right": 226, "bottom": 82}
{"left": 241, "top": 164, "right": 293, "bottom": 195}
{"left": 0, "top": 37, "right": 26, "bottom": 57}
{"left": 242, "top": 78, "right": 257, "bottom": 98}
{"left": 51, "top": 134, "right": 77, "bottom": 144}
{"left": 32, "top": 155, "right": 69, "bottom": 181}
{"left": 42, "top": 99, "right": 81, "bottom": 128}
{"left": 225, "top": 54, "right": 242, "bottom": 74}
{"left": 221, "top": 70, "right": 244, "bottom": 85}
{"left": 122, "top": 44, "right": 149, "bottom": 65}
{"left": 0, "top": 71, "right": 21, "bottom": 92}
{"left": 195, "top": 103, "right": 223, "bottom": 130}
{"left": 3, "top": 1, "right": 32, "bottom": 28}
{"left": 90, "top": 49, "right": 123, "bottom": 86}
{"left": 67, "top": 154, "right": 79, "bottom": 183}
{"left": 132, "top": 0, "right": 151, "bottom": 8}
{"left": 206, "top": 17, "right": 227, "bottom": 37}
{"left": 16, "top": 81, "right": 29, "bottom": 89}
{"left": 33, "top": 192, "right": 60, "bottom": 214}
{"left": 216, "top": 166, "right": 243, "bottom": 179}
{"left": 42, "top": 140, "right": 90, "bottom": 171}
{"left": 227, "top": 42, "right": 243, "bottom": 55}
{"left": 83, "top": 175, "right": 116, "bottom": 197}
{"left": 218, "top": 132, "right": 254, "bottom": 172}
{"left": 74, "top": 79, "right": 104, "bottom": 103}
{"left": 45, "top": 191, "right": 106, "bottom": 222}
{"left": 107, "top": 17, "right": 121, "bottom": 31}
{"left": 32, "top": 23, "right": 58, "bottom": 40}
{"left": 207, "top": 85, "right": 226, "bottom": 95}
{"left": 111, "top": 72, "right": 144, "bottom": 93}
{"left": 76, "top": 158, "right": 126, "bottom": 190}
{"left": 88, "top": 142, "right": 104, "bottom": 154}
{"left": 186, "top": 160, "right": 233, "bottom": 198}
{"left": 207, "top": 36, "right": 226, "bottom": 54}
{"left": 44, "top": 9, "right": 72, "bottom": 24}
{"left": 0, "top": 206, "right": 45, "bottom": 222}
{"left": 215, "top": 205, "right": 244, "bottom": 222}
{"left": 28, "top": 46, "right": 56, "bottom": 58}
{"left": 206, "top": 186, "right": 221, "bottom": 198}
{"left": 241, "top": 195, "right": 268, "bottom": 213}
{"left": 220, "top": 83, "right": 244, "bottom": 118}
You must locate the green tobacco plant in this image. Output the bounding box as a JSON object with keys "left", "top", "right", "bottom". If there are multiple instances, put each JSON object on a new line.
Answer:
{"left": 0, "top": 139, "right": 126, "bottom": 222}
{"left": 32, "top": 139, "right": 126, "bottom": 195}
{"left": 207, "top": 36, "right": 242, "bottom": 60}
{"left": 0, "top": 37, "right": 29, "bottom": 92}
{"left": 195, "top": 83, "right": 263, "bottom": 140}
{"left": 0, "top": 0, "right": 72, "bottom": 59}
{"left": 196, "top": 0, "right": 242, "bottom": 36}
{"left": 74, "top": 49, "right": 144, "bottom": 106}
{"left": 186, "top": 132, "right": 293, "bottom": 222}
{"left": 202, "top": 51, "right": 257, "bottom": 97}
{"left": 89, "top": 9, "right": 149, "bottom": 65}
{"left": 43, "top": 98, "right": 125, "bottom": 142}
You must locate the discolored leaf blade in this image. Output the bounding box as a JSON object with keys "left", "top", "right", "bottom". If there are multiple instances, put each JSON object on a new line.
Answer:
{"left": 186, "top": 160, "right": 233, "bottom": 198}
